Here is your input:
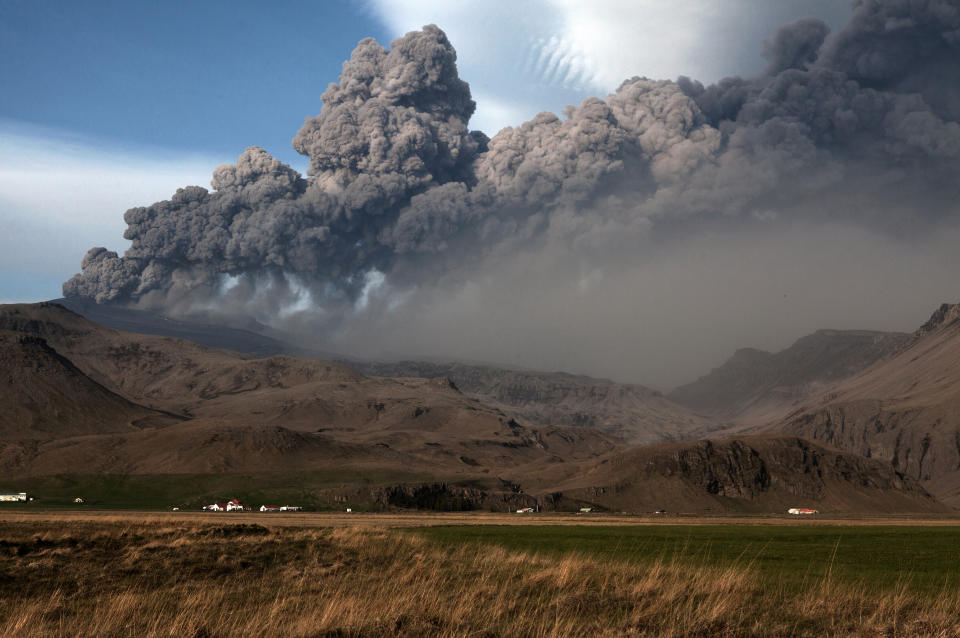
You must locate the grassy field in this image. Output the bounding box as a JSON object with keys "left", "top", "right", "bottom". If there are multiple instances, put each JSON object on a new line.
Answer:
{"left": 1, "top": 515, "right": 960, "bottom": 636}
{"left": 414, "top": 524, "right": 960, "bottom": 595}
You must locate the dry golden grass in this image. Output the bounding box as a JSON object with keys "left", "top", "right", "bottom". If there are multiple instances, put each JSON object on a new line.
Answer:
{"left": 4, "top": 509, "right": 960, "bottom": 529}
{"left": 0, "top": 519, "right": 959, "bottom": 637}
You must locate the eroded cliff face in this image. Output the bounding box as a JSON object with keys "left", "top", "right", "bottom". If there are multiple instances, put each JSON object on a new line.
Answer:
{"left": 778, "top": 304, "right": 960, "bottom": 505}
{"left": 543, "top": 436, "right": 942, "bottom": 514}
{"left": 633, "top": 437, "right": 919, "bottom": 500}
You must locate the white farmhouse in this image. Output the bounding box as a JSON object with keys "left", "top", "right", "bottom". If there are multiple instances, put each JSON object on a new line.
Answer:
{"left": 0, "top": 493, "right": 27, "bottom": 502}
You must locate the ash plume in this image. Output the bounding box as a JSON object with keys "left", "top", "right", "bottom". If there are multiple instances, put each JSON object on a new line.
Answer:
{"left": 64, "top": 2, "right": 960, "bottom": 386}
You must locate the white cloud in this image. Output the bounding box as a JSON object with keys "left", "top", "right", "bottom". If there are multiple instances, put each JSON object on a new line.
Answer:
{"left": 0, "top": 120, "right": 227, "bottom": 298}
{"left": 366, "top": 0, "right": 851, "bottom": 133}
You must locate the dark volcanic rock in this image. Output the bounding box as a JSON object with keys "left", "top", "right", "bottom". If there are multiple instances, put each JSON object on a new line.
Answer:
{"left": 552, "top": 436, "right": 944, "bottom": 514}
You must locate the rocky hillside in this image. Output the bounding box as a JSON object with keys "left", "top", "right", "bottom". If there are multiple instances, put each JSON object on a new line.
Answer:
{"left": 547, "top": 436, "right": 946, "bottom": 514}
{"left": 348, "top": 360, "right": 714, "bottom": 445}
{"left": 776, "top": 304, "right": 960, "bottom": 506}
{"left": 669, "top": 329, "right": 909, "bottom": 425}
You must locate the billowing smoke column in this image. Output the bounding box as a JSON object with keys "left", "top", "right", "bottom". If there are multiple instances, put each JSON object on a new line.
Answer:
{"left": 65, "top": 2, "right": 960, "bottom": 335}
{"left": 64, "top": 25, "right": 486, "bottom": 309}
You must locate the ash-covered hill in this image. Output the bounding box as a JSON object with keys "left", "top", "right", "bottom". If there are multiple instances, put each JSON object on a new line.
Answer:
{"left": 775, "top": 304, "right": 960, "bottom": 506}
{"left": 669, "top": 329, "right": 909, "bottom": 425}
{"left": 52, "top": 296, "right": 323, "bottom": 359}
{"left": 49, "top": 298, "right": 715, "bottom": 446}
{"left": 0, "top": 303, "right": 616, "bottom": 497}
{"left": 349, "top": 360, "right": 714, "bottom": 445}
{"left": 0, "top": 330, "right": 178, "bottom": 441}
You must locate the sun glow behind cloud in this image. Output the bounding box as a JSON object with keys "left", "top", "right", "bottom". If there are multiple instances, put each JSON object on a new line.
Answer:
{"left": 366, "top": 0, "right": 851, "bottom": 134}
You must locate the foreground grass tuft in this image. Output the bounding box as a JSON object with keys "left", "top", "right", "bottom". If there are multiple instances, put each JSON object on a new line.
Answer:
{"left": 0, "top": 521, "right": 958, "bottom": 636}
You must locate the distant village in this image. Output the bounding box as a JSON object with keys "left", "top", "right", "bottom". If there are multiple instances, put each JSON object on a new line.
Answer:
{"left": 1, "top": 491, "right": 822, "bottom": 516}
{"left": 201, "top": 499, "right": 302, "bottom": 513}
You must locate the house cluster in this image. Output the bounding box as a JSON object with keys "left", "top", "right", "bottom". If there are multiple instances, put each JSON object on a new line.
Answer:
{"left": 202, "top": 499, "right": 249, "bottom": 512}
{"left": 201, "top": 499, "right": 303, "bottom": 512}
{"left": 0, "top": 492, "right": 28, "bottom": 502}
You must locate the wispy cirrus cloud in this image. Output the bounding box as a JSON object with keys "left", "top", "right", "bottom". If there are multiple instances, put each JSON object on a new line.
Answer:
{"left": 0, "top": 120, "right": 226, "bottom": 300}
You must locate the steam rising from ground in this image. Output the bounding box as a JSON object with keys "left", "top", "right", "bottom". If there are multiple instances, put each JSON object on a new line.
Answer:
{"left": 64, "top": 2, "right": 960, "bottom": 387}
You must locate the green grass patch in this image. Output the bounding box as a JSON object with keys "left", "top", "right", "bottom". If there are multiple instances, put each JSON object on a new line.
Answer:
{"left": 412, "top": 524, "right": 960, "bottom": 595}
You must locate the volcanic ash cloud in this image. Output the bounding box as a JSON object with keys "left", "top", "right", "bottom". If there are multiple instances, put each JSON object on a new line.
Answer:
{"left": 63, "top": 2, "right": 960, "bottom": 384}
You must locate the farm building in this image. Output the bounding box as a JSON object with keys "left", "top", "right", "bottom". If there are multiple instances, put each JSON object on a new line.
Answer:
{"left": 260, "top": 505, "right": 281, "bottom": 512}
{"left": 516, "top": 507, "right": 535, "bottom": 513}
{"left": 0, "top": 493, "right": 27, "bottom": 502}
{"left": 279, "top": 505, "right": 302, "bottom": 512}
{"left": 203, "top": 499, "right": 248, "bottom": 512}
{"left": 788, "top": 508, "right": 819, "bottom": 515}
{"left": 226, "top": 499, "right": 247, "bottom": 511}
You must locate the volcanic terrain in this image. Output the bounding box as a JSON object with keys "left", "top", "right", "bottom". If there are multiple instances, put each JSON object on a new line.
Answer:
{"left": 0, "top": 301, "right": 949, "bottom": 514}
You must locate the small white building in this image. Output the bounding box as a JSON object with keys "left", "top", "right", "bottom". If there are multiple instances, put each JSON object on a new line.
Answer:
{"left": 225, "top": 499, "right": 245, "bottom": 512}
{"left": 0, "top": 493, "right": 27, "bottom": 502}
{"left": 279, "top": 505, "right": 302, "bottom": 512}
{"left": 260, "top": 505, "right": 281, "bottom": 512}
{"left": 788, "top": 508, "right": 819, "bottom": 515}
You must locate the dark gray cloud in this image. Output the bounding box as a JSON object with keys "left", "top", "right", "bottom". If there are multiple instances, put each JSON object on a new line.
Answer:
{"left": 64, "top": 2, "right": 960, "bottom": 385}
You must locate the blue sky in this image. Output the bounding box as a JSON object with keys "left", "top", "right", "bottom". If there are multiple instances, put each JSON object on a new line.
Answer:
{"left": 0, "top": 0, "right": 852, "bottom": 303}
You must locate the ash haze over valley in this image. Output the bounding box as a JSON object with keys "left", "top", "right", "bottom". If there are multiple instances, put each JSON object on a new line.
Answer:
{"left": 7, "top": 0, "right": 960, "bottom": 389}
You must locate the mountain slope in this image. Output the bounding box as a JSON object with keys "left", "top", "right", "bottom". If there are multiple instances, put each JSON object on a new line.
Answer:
{"left": 0, "top": 330, "right": 178, "bottom": 440}
{"left": 349, "top": 360, "right": 714, "bottom": 445}
{"left": 776, "top": 304, "right": 960, "bottom": 505}
{"left": 669, "top": 329, "right": 909, "bottom": 425}
{"left": 47, "top": 299, "right": 715, "bottom": 446}
{"left": 0, "top": 303, "right": 617, "bottom": 485}
{"left": 52, "top": 296, "right": 323, "bottom": 359}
